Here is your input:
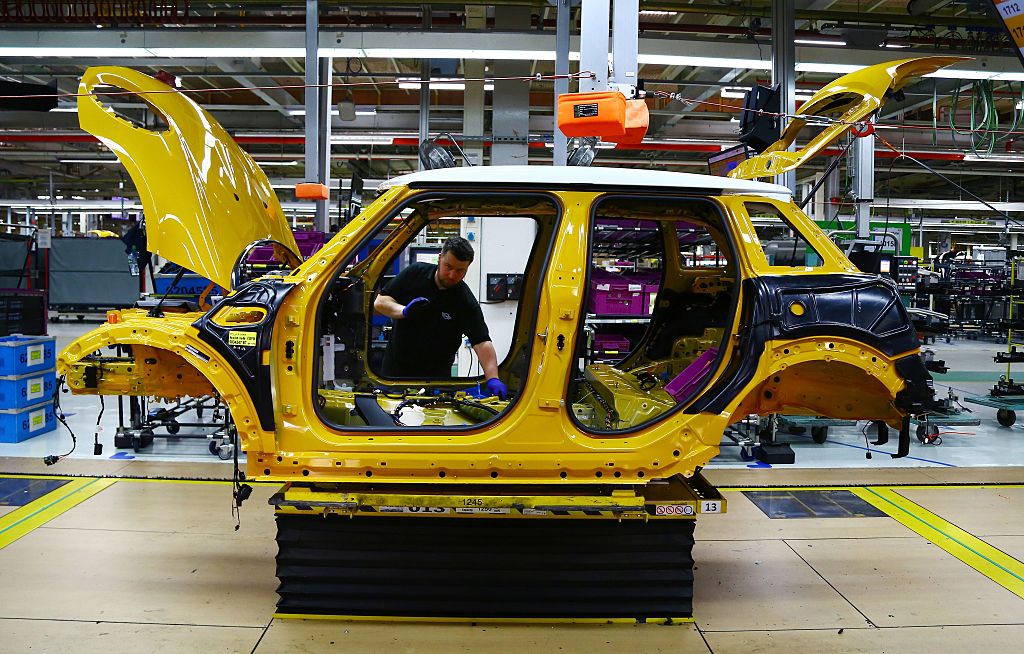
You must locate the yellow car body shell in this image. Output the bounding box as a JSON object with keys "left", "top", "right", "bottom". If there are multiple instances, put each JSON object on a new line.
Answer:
{"left": 57, "top": 66, "right": 933, "bottom": 486}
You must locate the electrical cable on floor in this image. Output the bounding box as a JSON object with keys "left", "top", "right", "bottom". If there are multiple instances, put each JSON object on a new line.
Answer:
{"left": 44, "top": 375, "right": 76, "bottom": 465}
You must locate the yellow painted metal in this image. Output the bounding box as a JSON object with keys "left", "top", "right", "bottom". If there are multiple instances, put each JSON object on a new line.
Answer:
{"left": 78, "top": 66, "right": 298, "bottom": 290}
{"left": 0, "top": 477, "right": 117, "bottom": 549}
{"left": 852, "top": 487, "right": 1024, "bottom": 600}
{"left": 729, "top": 56, "right": 969, "bottom": 180}
{"left": 57, "top": 308, "right": 278, "bottom": 453}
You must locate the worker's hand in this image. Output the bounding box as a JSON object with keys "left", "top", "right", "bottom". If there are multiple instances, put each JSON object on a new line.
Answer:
{"left": 485, "top": 377, "right": 509, "bottom": 400}
{"left": 401, "top": 296, "right": 430, "bottom": 319}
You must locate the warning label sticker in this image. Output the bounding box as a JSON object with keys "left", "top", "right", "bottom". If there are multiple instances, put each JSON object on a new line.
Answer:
{"left": 227, "top": 331, "right": 258, "bottom": 347}
{"left": 573, "top": 103, "right": 599, "bottom": 118}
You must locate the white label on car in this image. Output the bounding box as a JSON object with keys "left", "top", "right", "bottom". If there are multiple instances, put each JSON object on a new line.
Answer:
{"left": 378, "top": 506, "right": 450, "bottom": 514}
{"left": 455, "top": 507, "right": 510, "bottom": 515}
{"left": 522, "top": 508, "right": 548, "bottom": 516}
{"left": 700, "top": 500, "right": 723, "bottom": 514}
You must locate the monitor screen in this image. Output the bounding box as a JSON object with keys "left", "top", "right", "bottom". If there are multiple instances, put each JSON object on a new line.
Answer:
{"left": 707, "top": 144, "right": 750, "bottom": 177}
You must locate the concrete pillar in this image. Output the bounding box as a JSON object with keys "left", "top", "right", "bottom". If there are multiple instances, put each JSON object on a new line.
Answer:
{"left": 771, "top": 0, "right": 795, "bottom": 192}
{"left": 492, "top": 6, "right": 531, "bottom": 165}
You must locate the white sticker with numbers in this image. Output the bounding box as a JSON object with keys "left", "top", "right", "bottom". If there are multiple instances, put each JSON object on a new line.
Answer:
{"left": 29, "top": 408, "right": 46, "bottom": 432}
{"left": 27, "top": 377, "right": 45, "bottom": 401}
{"left": 700, "top": 500, "right": 723, "bottom": 514}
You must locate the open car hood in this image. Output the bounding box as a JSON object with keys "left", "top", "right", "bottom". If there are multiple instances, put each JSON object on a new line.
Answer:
{"left": 728, "top": 56, "right": 969, "bottom": 180}
{"left": 78, "top": 67, "right": 298, "bottom": 290}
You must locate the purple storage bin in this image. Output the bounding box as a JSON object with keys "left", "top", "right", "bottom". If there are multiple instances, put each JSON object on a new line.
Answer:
{"left": 248, "top": 231, "right": 327, "bottom": 263}
{"left": 664, "top": 347, "right": 719, "bottom": 402}
{"left": 593, "top": 333, "right": 630, "bottom": 353}
{"left": 589, "top": 268, "right": 644, "bottom": 315}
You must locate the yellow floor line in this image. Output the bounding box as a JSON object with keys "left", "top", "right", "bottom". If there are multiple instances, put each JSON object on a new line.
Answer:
{"left": 0, "top": 477, "right": 117, "bottom": 549}
{"left": 852, "top": 486, "right": 1024, "bottom": 600}
{"left": 274, "top": 613, "right": 693, "bottom": 624}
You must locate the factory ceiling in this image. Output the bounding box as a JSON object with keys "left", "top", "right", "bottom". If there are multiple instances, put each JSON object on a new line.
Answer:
{"left": 0, "top": 0, "right": 1022, "bottom": 220}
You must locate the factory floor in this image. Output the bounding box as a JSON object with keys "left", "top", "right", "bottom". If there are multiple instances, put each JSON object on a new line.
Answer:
{"left": 0, "top": 324, "right": 1022, "bottom": 652}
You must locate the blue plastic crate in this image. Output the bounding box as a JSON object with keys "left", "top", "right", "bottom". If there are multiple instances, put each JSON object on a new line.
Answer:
{"left": 0, "top": 368, "right": 56, "bottom": 410}
{"left": 0, "top": 400, "right": 56, "bottom": 443}
{"left": 0, "top": 335, "right": 56, "bottom": 375}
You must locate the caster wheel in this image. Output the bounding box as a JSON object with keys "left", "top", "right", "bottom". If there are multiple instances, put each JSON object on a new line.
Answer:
{"left": 166, "top": 420, "right": 180, "bottom": 435}
{"left": 217, "top": 444, "right": 234, "bottom": 460}
{"left": 811, "top": 426, "right": 828, "bottom": 444}
{"left": 114, "top": 431, "right": 132, "bottom": 449}
{"left": 917, "top": 424, "right": 939, "bottom": 444}
{"left": 997, "top": 409, "right": 1016, "bottom": 427}
{"left": 787, "top": 425, "right": 807, "bottom": 435}
{"left": 209, "top": 439, "right": 221, "bottom": 455}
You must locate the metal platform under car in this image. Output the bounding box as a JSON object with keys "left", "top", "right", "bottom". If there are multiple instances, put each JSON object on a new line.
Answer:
{"left": 963, "top": 393, "right": 1024, "bottom": 428}
{"left": 269, "top": 473, "right": 725, "bottom": 621}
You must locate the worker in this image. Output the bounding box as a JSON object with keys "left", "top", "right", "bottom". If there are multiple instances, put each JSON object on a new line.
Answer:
{"left": 373, "top": 236, "right": 509, "bottom": 399}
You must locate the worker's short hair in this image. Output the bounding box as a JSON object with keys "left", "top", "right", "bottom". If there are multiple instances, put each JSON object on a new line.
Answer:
{"left": 441, "top": 235, "right": 475, "bottom": 262}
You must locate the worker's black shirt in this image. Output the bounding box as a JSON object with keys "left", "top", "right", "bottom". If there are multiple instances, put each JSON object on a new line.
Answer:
{"left": 379, "top": 262, "right": 490, "bottom": 378}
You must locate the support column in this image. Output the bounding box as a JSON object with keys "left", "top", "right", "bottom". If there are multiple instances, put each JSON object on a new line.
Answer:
{"left": 304, "top": 0, "right": 329, "bottom": 231}
{"left": 464, "top": 5, "right": 486, "bottom": 166}
{"left": 492, "top": 6, "right": 531, "bottom": 165}
{"left": 579, "top": 0, "right": 609, "bottom": 94}
{"left": 418, "top": 6, "right": 432, "bottom": 167}
{"left": 852, "top": 128, "right": 875, "bottom": 239}
{"left": 771, "top": 0, "right": 796, "bottom": 192}
{"left": 317, "top": 56, "right": 332, "bottom": 231}
{"left": 610, "top": 0, "right": 638, "bottom": 98}
{"left": 552, "top": 0, "right": 571, "bottom": 165}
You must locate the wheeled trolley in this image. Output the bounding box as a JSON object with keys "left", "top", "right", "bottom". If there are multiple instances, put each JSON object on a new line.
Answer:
{"left": 114, "top": 394, "right": 236, "bottom": 457}
{"left": 962, "top": 394, "right": 1024, "bottom": 429}
{"left": 269, "top": 473, "right": 725, "bottom": 621}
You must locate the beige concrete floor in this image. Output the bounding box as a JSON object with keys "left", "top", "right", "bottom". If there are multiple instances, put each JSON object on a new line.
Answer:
{"left": 0, "top": 475, "right": 1022, "bottom": 653}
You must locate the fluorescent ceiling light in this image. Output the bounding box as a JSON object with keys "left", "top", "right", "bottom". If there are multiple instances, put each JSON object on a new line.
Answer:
{"left": 330, "top": 135, "right": 394, "bottom": 145}
{"left": 397, "top": 78, "right": 494, "bottom": 91}
{"left": 795, "top": 63, "right": 863, "bottom": 74}
{"left": 637, "top": 54, "right": 770, "bottom": 69}
{"left": 884, "top": 42, "right": 911, "bottom": 48}
{"left": 59, "top": 158, "right": 119, "bottom": 164}
{"left": 51, "top": 106, "right": 78, "bottom": 113}
{"left": 360, "top": 48, "right": 561, "bottom": 61}
{"left": 287, "top": 107, "right": 377, "bottom": 116}
{"left": 254, "top": 160, "right": 299, "bottom": 166}
{"left": 794, "top": 38, "right": 847, "bottom": 46}
{"left": 721, "top": 86, "right": 814, "bottom": 100}
{"left": 148, "top": 47, "right": 308, "bottom": 58}
{"left": 639, "top": 11, "right": 677, "bottom": 16}
{"left": 963, "top": 154, "right": 1024, "bottom": 163}
{"left": 0, "top": 47, "right": 152, "bottom": 57}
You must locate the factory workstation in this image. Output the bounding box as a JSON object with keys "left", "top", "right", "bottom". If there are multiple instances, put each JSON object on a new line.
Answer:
{"left": 3, "top": 1, "right": 1024, "bottom": 652}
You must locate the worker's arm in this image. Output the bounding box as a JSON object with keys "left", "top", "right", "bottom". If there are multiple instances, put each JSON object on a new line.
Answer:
{"left": 373, "top": 294, "right": 405, "bottom": 319}
{"left": 472, "top": 340, "right": 500, "bottom": 380}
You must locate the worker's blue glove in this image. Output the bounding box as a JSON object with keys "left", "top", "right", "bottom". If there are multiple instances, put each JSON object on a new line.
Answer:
{"left": 485, "top": 377, "right": 509, "bottom": 400}
{"left": 402, "top": 296, "right": 430, "bottom": 319}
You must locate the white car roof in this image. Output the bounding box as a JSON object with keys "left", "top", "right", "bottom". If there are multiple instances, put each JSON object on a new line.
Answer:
{"left": 378, "top": 165, "right": 792, "bottom": 198}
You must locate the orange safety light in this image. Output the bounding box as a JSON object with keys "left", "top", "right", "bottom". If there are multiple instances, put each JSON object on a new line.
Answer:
{"left": 107, "top": 310, "right": 119, "bottom": 324}
{"left": 295, "top": 183, "right": 330, "bottom": 200}
{"left": 557, "top": 91, "right": 627, "bottom": 138}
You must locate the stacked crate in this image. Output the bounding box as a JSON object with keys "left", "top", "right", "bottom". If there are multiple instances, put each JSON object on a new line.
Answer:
{"left": 0, "top": 335, "right": 57, "bottom": 442}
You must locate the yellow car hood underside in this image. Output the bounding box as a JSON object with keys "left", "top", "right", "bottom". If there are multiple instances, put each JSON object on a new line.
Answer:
{"left": 78, "top": 66, "right": 298, "bottom": 290}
